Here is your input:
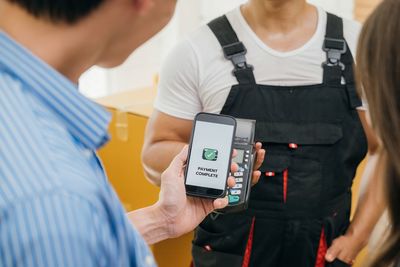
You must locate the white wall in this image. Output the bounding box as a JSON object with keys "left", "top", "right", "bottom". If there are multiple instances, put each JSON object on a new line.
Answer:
{"left": 79, "top": 0, "right": 354, "bottom": 99}
{"left": 309, "top": 0, "right": 354, "bottom": 19}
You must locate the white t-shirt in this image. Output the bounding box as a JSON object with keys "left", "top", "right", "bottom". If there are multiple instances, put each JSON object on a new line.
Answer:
{"left": 155, "top": 6, "right": 363, "bottom": 120}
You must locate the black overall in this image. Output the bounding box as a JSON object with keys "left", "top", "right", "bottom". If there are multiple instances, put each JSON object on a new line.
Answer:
{"left": 192, "top": 13, "right": 367, "bottom": 267}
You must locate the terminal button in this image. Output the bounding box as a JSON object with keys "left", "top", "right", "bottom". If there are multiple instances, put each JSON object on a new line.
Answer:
{"left": 230, "top": 190, "right": 241, "bottom": 195}
{"left": 228, "top": 195, "right": 240, "bottom": 204}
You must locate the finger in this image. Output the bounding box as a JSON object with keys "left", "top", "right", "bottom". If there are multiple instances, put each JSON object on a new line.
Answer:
{"left": 176, "top": 145, "right": 189, "bottom": 162}
{"left": 254, "top": 148, "right": 265, "bottom": 170}
{"left": 213, "top": 196, "right": 229, "bottom": 210}
{"left": 251, "top": 170, "right": 261, "bottom": 186}
{"left": 227, "top": 176, "right": 236, "bottom": 188}
{"left": 231, "top": 162, "right": 239, "bottom": 173}
{"left": 232, "top": 149, "right": 238, "bottom": 158}
{"left": 325, "top": 241, "right": 341, "bottom": 262}
{"left": 168, "top": 145, "right": 189, "bottom": 173}
{"left": 254, "top": 142, "right": 262, "bottom": 150}
{"left": 337, "top": 252, "right": 354, "bottom": 266}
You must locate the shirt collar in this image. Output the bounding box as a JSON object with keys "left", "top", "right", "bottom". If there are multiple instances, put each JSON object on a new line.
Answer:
{"left": 0, "top": 31, "right": 111, "bottom": 149}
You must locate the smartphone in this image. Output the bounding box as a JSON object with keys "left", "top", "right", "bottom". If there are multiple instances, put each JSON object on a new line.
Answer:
{"left": 185, "top": 112, "right": 237, "bottom": 199}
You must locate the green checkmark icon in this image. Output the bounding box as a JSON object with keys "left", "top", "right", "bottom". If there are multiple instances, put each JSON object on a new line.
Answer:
{"left": 202, "top": 148, "right": 218, "bottom": 161}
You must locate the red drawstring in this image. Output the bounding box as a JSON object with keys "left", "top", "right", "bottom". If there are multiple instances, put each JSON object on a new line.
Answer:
{"left": 242, "top": 217, "right": 256, "bottom": 267}
{"left": 283, "top": 169, "right": 288, "bottom": 203}
{"left": 314, "top": 228, "right": 328, "bottom": 267}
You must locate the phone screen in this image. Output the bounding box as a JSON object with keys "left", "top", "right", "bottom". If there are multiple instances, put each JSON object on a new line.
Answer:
{"left": 185, "top": 120, "right": 235, "bottom": 191}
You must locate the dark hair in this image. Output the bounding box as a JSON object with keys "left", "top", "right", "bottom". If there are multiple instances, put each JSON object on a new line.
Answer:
{"left": 7, "top": 0, "right": 105, "bottom": 24}
{"left": 356, "top": 0, "right": 400, "bottom": 266}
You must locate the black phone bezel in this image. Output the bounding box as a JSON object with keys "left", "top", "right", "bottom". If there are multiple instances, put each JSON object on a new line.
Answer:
{"left": 184, "top": 112, "right": 236, "bottom": 199}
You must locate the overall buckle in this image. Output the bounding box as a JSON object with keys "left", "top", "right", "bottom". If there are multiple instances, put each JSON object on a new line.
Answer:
{"left": 322, "top": 38, "right": 347, "bottom": 70}
{"left": 222, "top": 42, "right": 253, "bottom": 72}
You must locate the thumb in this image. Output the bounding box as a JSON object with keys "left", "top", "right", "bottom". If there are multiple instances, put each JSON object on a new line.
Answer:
{"left": 213, "top": 197, "right": 229, "bottom": 210}
{"left": 325, "top": 241, "right": 340, "bottom": 262}
{"left": 169, "top": 145, "right": 189, "bottom": 173}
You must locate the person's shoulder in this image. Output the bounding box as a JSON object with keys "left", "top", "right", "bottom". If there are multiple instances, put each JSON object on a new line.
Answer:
{"left": 182, "top": 23, "right": 221, "bottom": 56}
{"left": 0, "top": 72, "right": 27, "bottom": 120}
{"left": 0, "top": 72, "right": 45, "bottom": 132}
{"left": 318, "top": 6, "right": 362, "bottom": 38}
{"left": 343, "top": 17, "right": 362, "bottom": 39}
{"left": 342, "top": 17, "right": 362, "bottom": 56}
{"left": 0, "top": 72, "right": 59, "bottom": 197}
{"left": 0, "top": 71, "right": 22, "bottom": 93}
{"left": 180, "top": 8, "right": 239, "bottom": 57}
{"left": 0, "top": 73, "right": 24, "bottom": 152}
{"left": 160, "top": 15, "right": 230, "bottom": 80}
{"left": 161, "top": 26, "right": 209, "bottom": 72}
{"left": 318, "top": 7, "right": 362, "bottom": 55}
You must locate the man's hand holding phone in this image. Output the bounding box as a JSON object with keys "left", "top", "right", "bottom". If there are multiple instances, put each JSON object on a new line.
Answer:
{"left": 154, "top": 146, "right": 238, "bottom": 238}
{"left": 154, "top": 142, "right": 264, "bottom": 239}
{"left": 152, "top": 113, "right": 264, "bottom": 238}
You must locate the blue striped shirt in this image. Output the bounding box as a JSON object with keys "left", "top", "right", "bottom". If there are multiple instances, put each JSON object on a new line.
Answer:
{"left": 0, "top": 31, "right": 156, "bottom": 267}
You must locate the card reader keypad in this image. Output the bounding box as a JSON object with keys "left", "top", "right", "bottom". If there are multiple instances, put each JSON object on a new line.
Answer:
{"left": 228, "top": 149, "right": 251, "bottom": 204}
{"left": 220, "top": 118, "right": 256, "bottom": 213}
{"left": 235, "top": 178, "right": 243, "bottom": 183}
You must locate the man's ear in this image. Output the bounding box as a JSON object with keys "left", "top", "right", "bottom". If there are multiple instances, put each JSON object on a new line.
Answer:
{"left": 133, "top": 0, "right": 155, "bottom": 15}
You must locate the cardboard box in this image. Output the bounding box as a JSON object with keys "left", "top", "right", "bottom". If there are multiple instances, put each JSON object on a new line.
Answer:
{"left": 96, "top": 88, "right": 193, "bottom": 267}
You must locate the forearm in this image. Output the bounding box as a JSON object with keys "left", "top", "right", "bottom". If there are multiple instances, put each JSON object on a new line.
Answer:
{"left": 142, "top": 141, "right": 186, "bottom": 185}
{"left": 346, "top": 152, "right": 386, "bottom": 245}
{"left": 127, "top": 204, "right": 170, "bottom": 245}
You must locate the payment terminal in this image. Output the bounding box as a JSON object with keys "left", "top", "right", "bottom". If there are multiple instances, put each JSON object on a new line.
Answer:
{"left": 220, "top": 118, "right": 256, "bottom": 213}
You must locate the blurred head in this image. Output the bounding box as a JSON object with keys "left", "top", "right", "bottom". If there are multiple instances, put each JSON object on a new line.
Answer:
{"left": 357, "top": 0, "right": 400, "bottom": 266}
{"left": 94, "top": 0, "right": 178, "bottom": 67}
{"left": 2, "top": 0, "right": 177, "bottom": 67}
{"left": 6, "top": 0, "right": 106, "bottom": 23}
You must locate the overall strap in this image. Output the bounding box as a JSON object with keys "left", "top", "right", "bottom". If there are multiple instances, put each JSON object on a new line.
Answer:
{"left": 323, "top": 13, "right": 362, "bottom": 109}
{"left": 208, "top": 15, "right": 256, "bottom": 85}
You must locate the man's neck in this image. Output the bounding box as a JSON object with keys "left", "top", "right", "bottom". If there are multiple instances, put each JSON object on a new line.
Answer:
{"left": 241, "top": 0, "right": 317, "bottom": 52}
{"left": 243, "top": 0, "right": 310, "bottom": 33}
{"left": 0, "top": 2, "right": 105, "bottom": 83}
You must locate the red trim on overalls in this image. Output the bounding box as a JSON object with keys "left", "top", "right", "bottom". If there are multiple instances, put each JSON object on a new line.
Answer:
{"left": 288, "top": 143, "right": 298, "bottom": 149}
{"left": 242, "top": 217, "right": 256, "bottom": 267}
{"left": 284, "top": 143, "right": 297, "bottom": 204}
{"left": 314, "top": 228, "right": 328, "bottom": 267}
{"left": 283, "top": 169, "right": 288, "bottom": 203}
{"left": 265, "top": 171, "right": 275, "bottom": 177}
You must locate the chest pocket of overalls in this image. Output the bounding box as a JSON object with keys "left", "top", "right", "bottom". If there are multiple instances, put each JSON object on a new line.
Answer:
{"left": 251, "top": 122, "right": 344, "bottom": 215}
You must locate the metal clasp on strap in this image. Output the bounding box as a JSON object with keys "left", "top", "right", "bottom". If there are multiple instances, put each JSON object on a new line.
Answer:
{"left": 322, "top": 38, "right": 347, "bottom": 70}
{"left": 222, "top": 42, "right": 253, "bottom": 71}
